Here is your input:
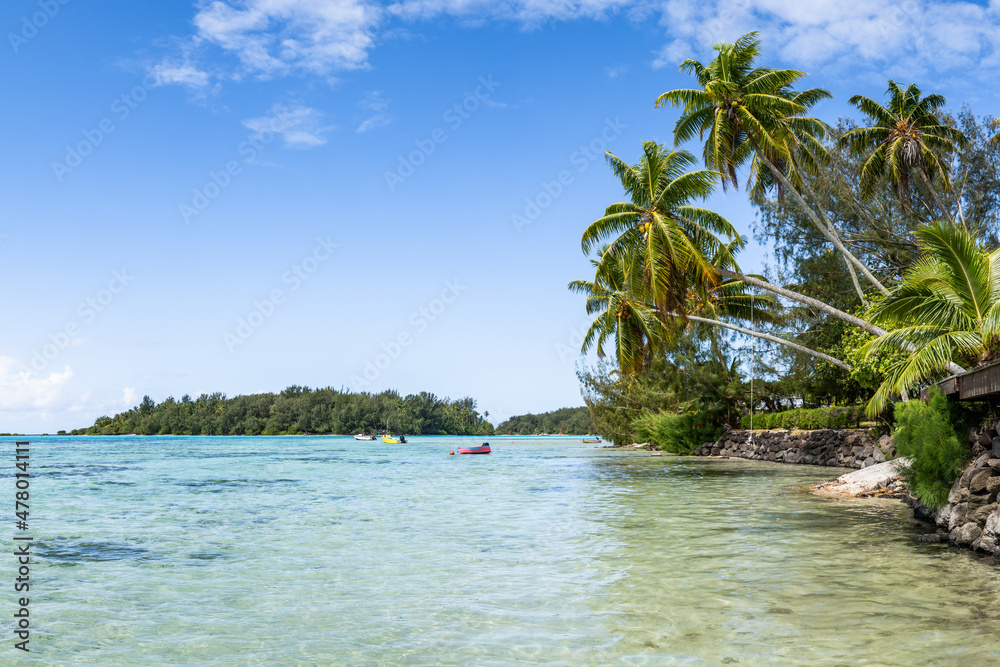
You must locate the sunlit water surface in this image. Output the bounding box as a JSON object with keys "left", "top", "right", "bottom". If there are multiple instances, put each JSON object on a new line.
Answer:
{"left": 9, "top": 436, "right": 1000, "bottom": 665}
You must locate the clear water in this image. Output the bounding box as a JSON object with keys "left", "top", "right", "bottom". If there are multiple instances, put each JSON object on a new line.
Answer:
{"left": 9, "top": 436, "right": 1000, "bottom": 665}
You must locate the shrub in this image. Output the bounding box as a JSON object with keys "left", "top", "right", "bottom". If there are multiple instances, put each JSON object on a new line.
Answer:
{"left": 740, "top": 406, "right": 865, "bottom": 430}
{"left": 893, "top": 387, "right": 970, "bottom": 510}
{"left": 633, "top": 410, "right": 723, "bottom": 454}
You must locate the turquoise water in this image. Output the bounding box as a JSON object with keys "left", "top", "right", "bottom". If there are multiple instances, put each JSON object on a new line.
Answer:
{"left": 8, "top": 436, "right": 1000, "bottom": 665}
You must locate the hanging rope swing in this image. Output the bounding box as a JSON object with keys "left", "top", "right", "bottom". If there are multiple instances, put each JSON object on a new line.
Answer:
{"left": 746, "top": 289, "right": 755, "bottom": 448}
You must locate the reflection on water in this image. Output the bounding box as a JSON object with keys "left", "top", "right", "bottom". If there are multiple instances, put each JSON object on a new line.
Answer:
{"left": 11, "top": 437, "right": 1000, "bottom": 665}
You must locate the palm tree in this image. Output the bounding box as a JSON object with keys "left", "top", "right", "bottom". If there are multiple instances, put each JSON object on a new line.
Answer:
{"left": 841, "top": 81, "right": 967, "bottom": 223}
{"left": 862, "top": 221, "right": 999, "bottom": 414}
{"left": 655, "top": 32, "right": 887, "bottom": 300}
{"left": 568, "top": 250, "right": 665, "bottom": 374}
{"left": 580, "top": 141, "right": 743, "bottom": 319}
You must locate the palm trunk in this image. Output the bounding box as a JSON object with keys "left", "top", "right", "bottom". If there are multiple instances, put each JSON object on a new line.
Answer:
{"left": 672, "top": 313, "right": 850, "bottom": 370}
{"left": 755, "top": 150, "right": 890, "bottom": 297}
{"left": 717, "top": 268, "right": 967, "bottom": 376}
{"left": 917, "top": 168, "right": 955, "bottom": 225}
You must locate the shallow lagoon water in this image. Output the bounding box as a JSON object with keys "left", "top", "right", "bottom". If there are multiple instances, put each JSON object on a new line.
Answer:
{"left": 12, "top": 436, "right": 1000, "bottom": 664}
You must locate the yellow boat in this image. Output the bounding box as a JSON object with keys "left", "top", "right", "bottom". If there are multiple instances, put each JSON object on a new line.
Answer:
{"left": 381, "top": 435, "right": 406, "bottom": 444}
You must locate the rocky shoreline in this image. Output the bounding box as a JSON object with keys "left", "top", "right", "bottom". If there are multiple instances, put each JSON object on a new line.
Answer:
{"left": 912, "top": 421, "right": 1000, "bottom": 554}
{"left": 687, "top": 424, "right": 1000, "bottom": 559}
{"left": 690, "top": 428, "right": 896, "bottom": 469}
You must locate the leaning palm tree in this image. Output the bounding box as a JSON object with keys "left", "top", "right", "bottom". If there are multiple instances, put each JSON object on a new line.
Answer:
{"left": 568, "top": 250, "right": 665, "bottom": 374}
{"left": 862, "top": 221, "right": 1000, "bottom": 414}
{"left": 655, "top": 32, "right": 886, "bottom": 299}
{"left": 580, "top": 142, "right": 743, "bottom": 320}
{"left": 841, "top": 81, "right": 967, "bottom": 223}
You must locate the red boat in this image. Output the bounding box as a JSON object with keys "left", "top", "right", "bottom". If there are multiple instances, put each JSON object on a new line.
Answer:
{"left": 458, "top": 443, "right": 491, "bottom": 455}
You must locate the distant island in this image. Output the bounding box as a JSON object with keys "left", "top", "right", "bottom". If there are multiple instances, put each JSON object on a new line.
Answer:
{"left": 70, "top": 386, "right": 494, "bottom": 436}
{"left": 495, "top": 407, "right": 593, "bottom": 435}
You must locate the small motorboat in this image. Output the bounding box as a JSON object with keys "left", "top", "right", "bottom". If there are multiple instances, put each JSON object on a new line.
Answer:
{"left": 381, "top": 435, "right": 407, "bottom": 444}
{"left": 582, "top": 436, "right": 602, "bottom": 443}
{"left": 354, "top": 434, "right": 378, "bottom": 441}
{"left": 458, "top": 442, "right": 491, "bottom": 455}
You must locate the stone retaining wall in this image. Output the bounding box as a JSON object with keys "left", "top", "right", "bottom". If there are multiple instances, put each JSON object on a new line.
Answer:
{"left": 691, "top": 428, "right": 896, "bottom": 469}
{"left": 922, "top": 422, "right": 1000, "bottom": 555}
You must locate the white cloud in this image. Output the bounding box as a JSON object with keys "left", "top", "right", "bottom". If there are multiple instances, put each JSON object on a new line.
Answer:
{"left": 0, "top": 357, "right": 73, "bottom": 411}
{"left": 122, "top": 387, "right": 138, "bottom": 407}
{"left": 356, "top": 91, "right": 391, "bottom": 132}
{"left": 194, "top": 0, "right": 382, "bottom": 75}
{"left": 243, "top": 103, "right": 335, "bottom": 147}
{"left": 655, "top": 0, "right": 1000, "bottom": 80}
{"left": 386, "top": 0, "right": 634, "bottom": 23}
{"left": 604, "top": 64, "right": 629, "bottom": 79}
{"left": 151, "top": 0, "right": 1000, "bottom": 92}
{"left": 149, "top": 60, "right": 211, "bottom": 87}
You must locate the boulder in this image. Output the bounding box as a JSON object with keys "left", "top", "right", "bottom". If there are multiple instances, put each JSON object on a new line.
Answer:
{"left": 950, "top": 522, "right": 982, "bottom": 547}
{"left": 949, "top": 502, "right": 969, "bottom": 532}
{"left": 972, "top": 502, "right": 998, "bottom": 523}
{"left": 935, "top": 504, "right": 953, "bottom": 529}
{"left": 969, "top": 469, "right": 993, "bottom": 493}
{"left": 812, "top": 458, "right": 910, "bottom": 498}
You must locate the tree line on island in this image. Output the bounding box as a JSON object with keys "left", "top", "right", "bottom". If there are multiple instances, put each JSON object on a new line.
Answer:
{"left": 494, "top": 407, "right": 593, "bottom": 435}
{"left": 571, "top": 32, "right": 1000, "bottom": 505}
{"left": 70, "top": 387, "right": 495, "bottom": 436}
{"left": 68, "top": 387, "right": 593, "bottom": 438}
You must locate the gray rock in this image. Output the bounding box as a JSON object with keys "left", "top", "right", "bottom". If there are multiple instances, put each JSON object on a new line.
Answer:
{"left": 949, "top": 485, "right": 970, "bottom": 504}
{"left": 972, "top": 502, "right": 998, "bottom": 523}
{"left": 976, "top": 534, "right": 997, "bottom": 554}
{"left": 936, "top": 504, "right": 953, "bottom": 528}
{"left": 950, "top": 522, "right": 982, "bottom": 547}
{"left": 984, "top": 508, "right": 1000, "bottom": 537}
{"left": 970, "top": 469, "right": 993, "bottom": 493}
{"left": 949, "top": 502, "right": 970, "bottom": 531}
{"left": 974, "top": 453, "right": 990, "bottom": 469}
{"left": 864, "top": 456, "right": 875, "bottom": 468}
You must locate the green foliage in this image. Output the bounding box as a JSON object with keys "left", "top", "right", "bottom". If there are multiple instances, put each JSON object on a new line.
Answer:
{"left": 893, "top": 387, "right": 970, "bottom": 510}
{"left": 864, "top": 221, "right": 1000, "bottom": 414}
{"left": 633, "top": 409, "right": 723, "bottom": 454}
{"left": 495, "top": 407, "right": 593, "bottom": 435}
{"left": 70, "top": 387, "right": 495, "bottom": 437}
{"left": 578, "top": 325, "right": 747, "bottom": 445}
{"left": 741, "top": 405, "right": 866, "bottom": 430}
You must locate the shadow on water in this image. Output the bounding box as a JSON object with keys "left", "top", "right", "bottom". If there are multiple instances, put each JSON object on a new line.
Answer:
{"left": 37, "top": 539, "right": 162, "bottom": 564}
{"left": 175, "top": 478, "right": 300, "bottom": 491}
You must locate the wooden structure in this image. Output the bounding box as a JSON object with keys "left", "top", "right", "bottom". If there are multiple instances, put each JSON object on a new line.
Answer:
{"left": 924, "top": 359, "right": 1000, "bottom": 401}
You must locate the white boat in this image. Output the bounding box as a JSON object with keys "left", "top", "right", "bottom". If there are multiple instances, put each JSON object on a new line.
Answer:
{"left": 582, "top": 436, "right": 602, "bottom": 443}
{"left": 353, "top": 434, "right": 378, "bottom": 441}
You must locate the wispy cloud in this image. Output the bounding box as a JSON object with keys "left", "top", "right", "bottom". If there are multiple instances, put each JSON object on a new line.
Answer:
{"left": 243, "top": 104, "right": 335, "bottom": 148}
{"left": 151, "top": 0, "right": 1000, "bottom": 92}
{"left": 604, "top": 64, "right": 628, "bottom": 79}
{"left": 0, "top": 357, "right": 73, "bottom": 411}
{"left": 654, "top": 0, "right": 1000, "bottom": 80}
{"left": 356, "top": 91, "right": 391, "bottom": 132}
{"left": 150, "top": 0, "right": 384, "bottom": 88}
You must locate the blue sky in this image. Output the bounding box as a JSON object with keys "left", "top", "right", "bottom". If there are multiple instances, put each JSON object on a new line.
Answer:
{"left": 2, "top": 0, "right": 1000, "bottom": 433}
